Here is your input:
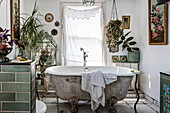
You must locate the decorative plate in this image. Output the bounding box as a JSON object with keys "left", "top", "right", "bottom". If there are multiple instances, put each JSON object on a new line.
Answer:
{"left": 45, "top": 13, "right": 54, "bottom": 22}
{"left": 54, "top": 21, "right": 60, "bottom": 27}
{"left": 51, "top": 29, "right": 58, "bottom": 36}
{"left": 120, "top": 55, "right": 127, "bottom": 62}
{"left": 112, "top": 55, "right": 119, "bottom": 62}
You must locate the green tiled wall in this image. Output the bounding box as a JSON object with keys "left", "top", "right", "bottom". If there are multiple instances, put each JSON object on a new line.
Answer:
{"left": 2, "top": 65, "right": 30, "bottom": 72}
{"left": 0, "top": 93, "right": 15, "bottom": 101}
{"left": 0, "top": 112, "right": 15, "bottom": 113}
{"left": 16, "top": 93, "right": 30, "bottom": 101}
{"left": 2, "top": 83, "right": 30, "bottom": 92}
{"left": 2, "top": 102, "right": 29, "bottom": 111}
{"left": 16, "top": 73, "right": 30, "bottom": 82}
{"left": 0, "top": 73, "right": 15, "bottom": 82}
{"left": 0, "top": 62, "right": 36, "bottom": 113}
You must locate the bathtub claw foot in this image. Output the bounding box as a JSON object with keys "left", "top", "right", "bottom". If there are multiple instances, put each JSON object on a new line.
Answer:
{"left": 108, "top": 96, "right": 118, "bottom": 113}
{"left": 69, "top": 96, "right": 79, "bottom": 113}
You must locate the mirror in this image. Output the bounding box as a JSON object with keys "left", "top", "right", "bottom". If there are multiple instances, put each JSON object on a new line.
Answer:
{"left": 11, "top": 0, "right": 20, "bottom": 40}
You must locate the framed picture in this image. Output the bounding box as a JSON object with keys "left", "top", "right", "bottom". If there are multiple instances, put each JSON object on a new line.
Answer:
{"left": 45, "top": 13, "right": 54, "bottom": 22}
{"left": 112, "top": 55, "right": 120, "bottom": 62}
{"left": 11, "top": 0, "right": 20, "bottom": 40}
{"left": 122, "top": 16, "right": 130, "bottom": 29}
{"left": 148, "top": 0, "right": 167, "bottom": 45}
{"left": 120, "top": 55, "right": 128, "bottom": 62}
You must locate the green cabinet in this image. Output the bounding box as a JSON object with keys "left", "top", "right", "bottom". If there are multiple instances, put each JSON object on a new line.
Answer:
{"left": 160, "top": 72, "right": 170, "bottom": 113}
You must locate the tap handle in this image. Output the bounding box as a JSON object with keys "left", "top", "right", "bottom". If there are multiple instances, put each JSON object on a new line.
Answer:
{"left": 80, "top": 48, "right": 84, "bottom": 51}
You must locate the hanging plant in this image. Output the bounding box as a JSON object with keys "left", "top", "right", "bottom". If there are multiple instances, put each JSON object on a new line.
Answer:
{"left": 105, "top": 0, "right": 124, "bottom": 52}
{"left": 105, "top": 20, "right": 124, "bottom": 51}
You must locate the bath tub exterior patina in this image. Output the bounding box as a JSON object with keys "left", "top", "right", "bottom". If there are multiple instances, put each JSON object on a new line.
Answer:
{"left": 45, "top": 66, "right": 135, "bottom": 113}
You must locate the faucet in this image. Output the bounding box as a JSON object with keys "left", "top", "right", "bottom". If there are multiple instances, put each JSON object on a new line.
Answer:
{"left": 80, "top": 48, "right": 88, "bottom": 66}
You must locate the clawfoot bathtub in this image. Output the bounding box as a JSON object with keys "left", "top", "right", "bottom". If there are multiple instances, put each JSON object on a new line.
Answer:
{"left": 45, "top": 66, "right": 135, "bottom": 113}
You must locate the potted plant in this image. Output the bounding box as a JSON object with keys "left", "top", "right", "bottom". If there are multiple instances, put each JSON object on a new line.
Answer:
{"left": 20, "top": 1, "right": 54, "bottom": 59}
{"left": 105, "top": 20, "right": 124, "bottom": 52}
{"left": 117, "top": 31, "right": 140, "bottom": 63}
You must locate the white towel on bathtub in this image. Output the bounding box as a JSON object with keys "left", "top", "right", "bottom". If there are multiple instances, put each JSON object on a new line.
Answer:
{"left": 81, "top": 70, "right": 105, "bottom": 111}
{"left": 81, "top": 70, "right": 117, "bottom": 111}
{"left": 104, "top": 73, "right": 117, "bottom": 85}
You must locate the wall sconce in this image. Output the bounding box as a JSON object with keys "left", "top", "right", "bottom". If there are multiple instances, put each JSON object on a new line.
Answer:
{"left": 156, "top": 0, "right": 170, "bottom": 6}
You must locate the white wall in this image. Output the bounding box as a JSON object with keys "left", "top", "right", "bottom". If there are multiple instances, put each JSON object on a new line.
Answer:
{"left": 23, "top": 0, "right": 136, "bottom": 65}
{"left": 135, "top": 0, "right": 170, "bottom": 101}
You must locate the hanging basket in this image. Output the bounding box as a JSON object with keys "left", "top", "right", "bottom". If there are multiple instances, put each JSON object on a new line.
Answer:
{"left": 105, "top": 0, "right": 123, "bottom": 53}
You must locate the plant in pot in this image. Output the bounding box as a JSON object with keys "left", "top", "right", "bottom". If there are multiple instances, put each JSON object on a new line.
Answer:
{"left": 20, "top": 2, "right": 56, "bottom": 59}
{"left": 117, "top": 31, "right": 140, "bottom": 63}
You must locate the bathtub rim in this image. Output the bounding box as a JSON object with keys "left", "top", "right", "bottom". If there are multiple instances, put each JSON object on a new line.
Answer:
{"left": 45, "top": 66, "right": 135, "bottom": 76}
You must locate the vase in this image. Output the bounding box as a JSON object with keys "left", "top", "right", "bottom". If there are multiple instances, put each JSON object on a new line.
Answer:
{"left": 0, "top": 48, "right": 13, "bottom": 62}
{"left": 128, "top": 51, "right": 140, "bottom": 63}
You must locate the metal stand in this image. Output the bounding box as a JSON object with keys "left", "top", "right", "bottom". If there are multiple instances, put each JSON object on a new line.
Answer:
{"left": 134, "top": 74, "right": 139, "bottom": 113}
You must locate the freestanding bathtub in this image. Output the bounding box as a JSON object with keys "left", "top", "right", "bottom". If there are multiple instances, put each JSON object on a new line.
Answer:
{"left": 45, "top": 66, "right": 135, "bottom": 113}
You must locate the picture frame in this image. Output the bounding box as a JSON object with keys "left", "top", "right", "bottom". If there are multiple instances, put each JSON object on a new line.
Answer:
{"left": 148, "top": 0, "right": 167, "bottom": 45}
{"left": 11, "top": 0, "right": 20, "bottom": 40}
{"left": 120, "top": 55, "right": 128, "bottom": 62}
{"left": 112, "top": 55, "right": 120, "bottom": 62}
{"left": 45, "top": 13, "right": 54, "bottom": 23}
{"left": 122, "top": 16, "right": 130, "bottom": 29}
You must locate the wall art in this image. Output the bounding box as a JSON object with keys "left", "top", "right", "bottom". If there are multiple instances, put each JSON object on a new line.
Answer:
{"left": 122, "top": 16, "right": 130, "bottom": 29}
{"left": 148, "top": 0, "right": 167, "bottom": 45}
{"left": 11, "top": 0, "right": 20, "bottom": 40}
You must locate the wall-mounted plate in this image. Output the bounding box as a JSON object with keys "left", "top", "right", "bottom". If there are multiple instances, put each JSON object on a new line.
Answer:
{"left": 51, "top": 29, "right": 58, "bottom": 36}
{"left": 54, "top": 21, "right": 60, "bottom": 27}
{"left": 45, "top": 13, "right": 54, "bottom": 22}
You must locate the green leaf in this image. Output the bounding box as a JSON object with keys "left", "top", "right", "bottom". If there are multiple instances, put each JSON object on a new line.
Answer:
{"left": 132, "top": 47, "right": 140, "bottom": 51}
{"left": 129, "top": 41, "right": 136, "bottom": 45}
{"left": 126, "top": 37, "right": 134, "bottom": 42}
{"left": 124, "top": 31, "right": 131, "bottom": 37}
{"left": 121, "top": 36, "right": 125, "bottom": 40}
{"left": 127, "top": 47, "right": 132, "bottom": 52}
{"left": 122, "top": 44, "right": 128, "bottom": 50}
{"left": 117, "top": 40, "right": 123, "bottom": 45}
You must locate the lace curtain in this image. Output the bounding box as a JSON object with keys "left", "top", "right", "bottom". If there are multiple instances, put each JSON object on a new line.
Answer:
{"left": 64, "top": 6, "right": 100, "bottom": 20}
{"left": 61, "top": 6, "right": 105, "bottom": 66}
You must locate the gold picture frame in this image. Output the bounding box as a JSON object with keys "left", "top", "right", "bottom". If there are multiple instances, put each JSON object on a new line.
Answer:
{"left": 122, "top": 16, "right": 130, "bottom": 29}
{"left": 11, "top": 0, "right": 20, "bottom": 40}
{"left": 148, "top": 0, "right": 167, "bottom": 45}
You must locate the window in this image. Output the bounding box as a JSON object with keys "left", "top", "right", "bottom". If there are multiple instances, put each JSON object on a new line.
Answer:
{"left": 62, "top": 6, "right": 105, "bottom": 66}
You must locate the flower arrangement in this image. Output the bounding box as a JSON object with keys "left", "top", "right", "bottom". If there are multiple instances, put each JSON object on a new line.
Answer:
{"left": 0, "top": 27, "right": 24, "bottom": 50}
{"left": 151, "top": 5, "right": 164, "bottom": 40}
{"left": 105, "top": 20, "right": 124, "bottom": 52}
